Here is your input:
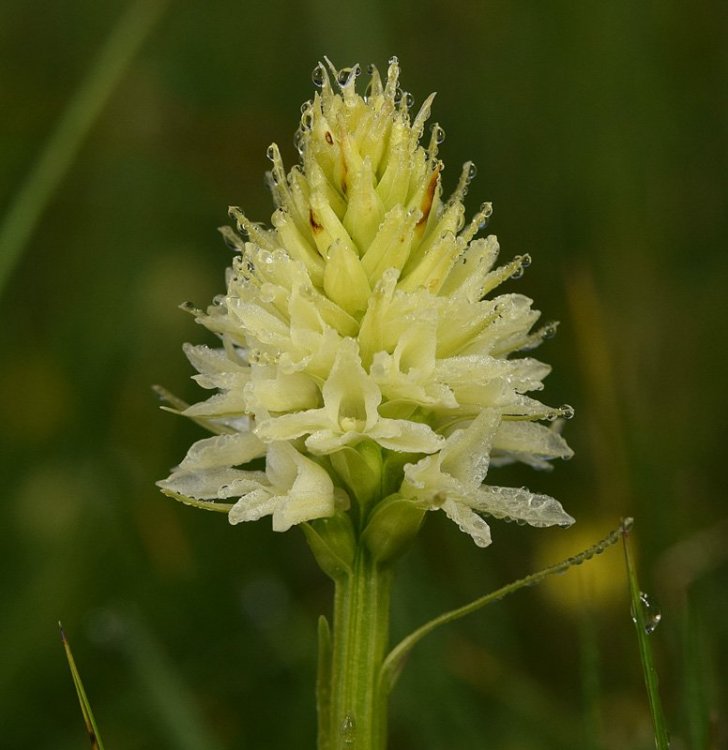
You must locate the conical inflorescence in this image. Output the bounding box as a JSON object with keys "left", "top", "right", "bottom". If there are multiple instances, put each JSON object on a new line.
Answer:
{"left": 158, "top": 58, "right": 574, "bottom": 551}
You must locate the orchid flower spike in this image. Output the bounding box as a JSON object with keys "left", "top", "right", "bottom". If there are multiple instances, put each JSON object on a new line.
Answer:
{"left": 158, "top": 57, "right": 574, "bottom": 552}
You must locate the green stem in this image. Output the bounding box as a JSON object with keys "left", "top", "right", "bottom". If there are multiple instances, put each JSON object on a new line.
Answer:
{"left": 328, "top": 548, "right": 393, "bottom": 750}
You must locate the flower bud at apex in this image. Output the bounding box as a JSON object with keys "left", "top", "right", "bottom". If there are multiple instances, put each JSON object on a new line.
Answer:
{"left": 302, "top": 512, "right": 356, "bottom": 580}
{"left": 158, "top": 58, "right": 574, "bottom": 549}
{"left": 362, "top": 493, "right": 427, "bottom": 564}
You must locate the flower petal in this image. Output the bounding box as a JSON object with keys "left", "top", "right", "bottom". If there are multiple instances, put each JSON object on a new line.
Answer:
{"left": 442, "top": 499, "right": 492, "bottom": 548}
{"left": 176, "top": 432, "right": 266, "bottom": 471}
{"left": 158, "top": 466, "right": 256, "bottom": 500}
{"left": 470, "top": 485, "right": 575, "bottom": 528}
{"left": 369, "top": 418, "right": 444, "bottom": 454}
{"left": 229, "top": 488, "right": 278, "bottom": 524}
{"left": 266, "top": 443, "right": 335, "bottom": 531}
{"left": 439, "top": 409, "right": 501, "bottom": 487}
{"left": 491, "top": 421, "right": 573, "bottom": 469}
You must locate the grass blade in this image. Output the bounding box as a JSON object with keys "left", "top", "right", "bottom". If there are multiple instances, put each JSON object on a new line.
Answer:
{"left": 59, "top": 622, "right": 106, "bottom": 750}
{"left": 0, "top": 0, "right": 169, "bottom": 297}
{"left": 621, "top": 525, "right": 670, "bottom": 749}
{"left": 380, "top": 519, "right": 632, "bottom": 696}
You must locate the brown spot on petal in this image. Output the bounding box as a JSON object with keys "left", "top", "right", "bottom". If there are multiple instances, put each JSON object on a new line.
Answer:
{"left": 324, "top": 131, "right": 334, "bottom": 145}
{"left": 309, "top": 208, "right": 323, "bottom": 233}
{"left": 340, "top": 162, "right": 348, "bottom": 196}
{"left": 417, "top": 165, "right": 440, "bottom": 227}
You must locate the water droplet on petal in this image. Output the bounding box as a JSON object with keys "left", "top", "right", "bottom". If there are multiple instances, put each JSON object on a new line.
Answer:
{"left": 266, "top": 144, "right": 276, "bottom": 162}
{"left": 559, "top": 404, "right": 575, "bottom": 420}
{"left": 431, "top": 123, "right": 446, "bottom": 144}
{"left": 337, "top": 65, "right": 361, "bottom": 87}
{"left": 467, "top": 162, "right": 477, "bottom": 181}
{"left": 300, "top": 110, "right": 313, "bottom": 131}
{"left": 542, "top": 321, "right": 558, "bottom": 339}
{"left": 510, "top": 254, "right": 531, "bottom": 279}
{"left": 312, "top": 63, "right": 326, "bottom": 88}
{"left": 293, "top": 130, "right": 305, "bottom": 155}
{"left": 388, "top": 55, "right": 399, "bottom": 66}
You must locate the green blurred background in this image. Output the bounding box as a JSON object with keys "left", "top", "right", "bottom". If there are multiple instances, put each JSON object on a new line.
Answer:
{"left": 1, "top": 0, "right": 726, "bottom": 747}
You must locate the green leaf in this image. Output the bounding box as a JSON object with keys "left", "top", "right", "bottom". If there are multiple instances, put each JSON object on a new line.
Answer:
{"left": 380, "top": 519, "right": 632, "bottom": 696}
{"left": 60, "top": 623, "right": 106, "bottom": 750}
{"left": 301, "top": 515, "right": 355, "bottom": 580}
{"left": 361, "top": 493, "right": 426, "bottom": 564}
{"left": 622, "top": 524, "right": 670, "bottom": 749}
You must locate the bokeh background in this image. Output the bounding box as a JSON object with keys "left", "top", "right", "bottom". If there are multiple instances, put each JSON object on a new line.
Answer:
{"left": 1, "top": 1, "right": 726, "bottom": 748}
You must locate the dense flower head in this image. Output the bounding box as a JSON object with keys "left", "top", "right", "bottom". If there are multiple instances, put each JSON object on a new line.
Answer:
{"left": 158, "top": 58, "right": 574, "bottom": 549}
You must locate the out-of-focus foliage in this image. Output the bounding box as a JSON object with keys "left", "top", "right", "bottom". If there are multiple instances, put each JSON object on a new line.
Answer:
{"left": 1, "top": 1, "right": 725, "bottom": 748}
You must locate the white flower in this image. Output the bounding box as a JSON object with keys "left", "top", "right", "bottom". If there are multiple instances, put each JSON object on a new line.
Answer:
{"left": 401, "top": 410, "right": 574, "bottom": 547}
{"left": 158, "top": 434, "right": 336, "bottom": 532}
{"left": 256, "top": 337, "right": 444, "bottom": 455}
{"left": 158, "top": 58, "right": 574, "bottom": 542}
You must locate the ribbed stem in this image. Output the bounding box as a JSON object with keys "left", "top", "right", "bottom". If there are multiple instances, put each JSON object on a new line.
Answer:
{"left": 328, "top": 548, "right": 392, "bottom": 750}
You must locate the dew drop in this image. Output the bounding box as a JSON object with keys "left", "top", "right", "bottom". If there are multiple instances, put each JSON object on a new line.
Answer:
{"left": 510, "top": 254, "right": 531, "bottom": 279}
{"left": 559, "top": 404, "right": 575, "bottom": 420}
{"left": 431, "top": 123, "right": 446, "bottom": 144}
{"left": 402, "top": 91, "right": 414, "bottom": 108}
{"left": 293, "top": 130, "right": 305, "bottom": 155}
{"left": 340, "top": 714, "right": 356, "bottom": 745}
{"left": 337, "top": 65, "right": 361, "bottom": 87}
{"left": 300, "top": 110, "right": 313, "bottom": 131}
{"left": 542, "top": 321, "right": 558, "bottom": 339}
{"left": 367, "top": 63, "right": 376, "bottom": 75}
{"left": 266, "top": 144, "right": 276, "bottom": 162}
{"left": 633, "top": 592, "right": 662, "bottom": 634}
{"left": 388, "top": 55, "right": 399, "bottom": 66}
{"left": 467, "top": 162, "right": 478, "bottom": 181}
{"left": 311, "top": 63, "right": 325, "bottom": 88}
